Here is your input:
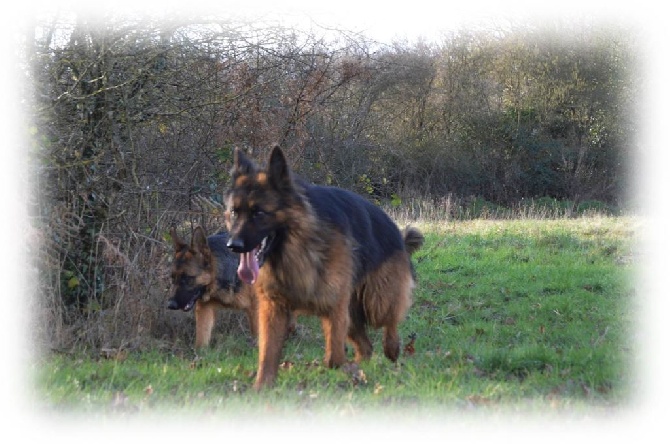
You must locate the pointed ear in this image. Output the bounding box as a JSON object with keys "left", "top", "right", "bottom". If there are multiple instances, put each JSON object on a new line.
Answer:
{"left": 231, "top": 147, "right": 256, "bottom": 178}
{"left": 192, "top": 226, "right": 209, "bottom": 252}
{"left": 171, "top": 227, "right": 186, "bottom": 250}
{"left": 267, "top": 145, "right": 292, "bottom": 190}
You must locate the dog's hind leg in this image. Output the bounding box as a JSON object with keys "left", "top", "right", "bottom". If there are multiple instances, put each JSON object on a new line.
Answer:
{"left": 363, "top": 253, "right": 414, "bottom": 362}
{"left": 347, "top": 303, "right": 373, "bottom": 362}
{"left": 242, "top": 286, "right": 258, "bottom": 339}
{"left": 287, "top": 310, "right": 297, "bottom": 335}
{"left": 244, "top": 306, "right": 258, "bottom": 339}
{"left": 382, "top": 324, "right": 401, "bottom": 362}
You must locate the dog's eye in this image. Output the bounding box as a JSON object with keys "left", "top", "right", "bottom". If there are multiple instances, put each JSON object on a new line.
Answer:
{"left": 251, "top": 208, "right": 265, "bottom": 219}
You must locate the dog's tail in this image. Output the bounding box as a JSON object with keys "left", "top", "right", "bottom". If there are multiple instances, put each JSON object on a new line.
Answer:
{"left": 402, "top": 226, "right": 425, "bottom": 256}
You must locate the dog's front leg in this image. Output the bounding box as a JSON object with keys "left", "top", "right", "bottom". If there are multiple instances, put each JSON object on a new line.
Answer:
{"left": 194, "top": 300, "right": 216, "bottom": 349}
{"left": 254, "top": 293, "right": 289, "bottom": 390}
{"left": 321, "top": 292, "right": 351, "bottom": 368}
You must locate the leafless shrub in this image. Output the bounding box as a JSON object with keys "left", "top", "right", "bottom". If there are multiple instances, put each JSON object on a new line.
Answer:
{"left": 27, "top": 15, "right": 633, "bottom": 354}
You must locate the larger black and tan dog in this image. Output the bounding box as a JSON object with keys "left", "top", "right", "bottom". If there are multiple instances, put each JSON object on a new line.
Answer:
{"left": 224, "top": 146, "right": 424, "bottom": 389}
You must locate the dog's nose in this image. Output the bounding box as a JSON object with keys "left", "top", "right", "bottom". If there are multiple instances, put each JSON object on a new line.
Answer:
{"left": 166, "top": 299, "right": 180, "bottom": 310}
{"left": 226, "top": 237, "right": 246, "bottom": 253}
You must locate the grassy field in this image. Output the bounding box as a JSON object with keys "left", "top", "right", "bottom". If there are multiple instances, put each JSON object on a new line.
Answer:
{"left": 31, "top": 216, "right": 638, "bottom": 421}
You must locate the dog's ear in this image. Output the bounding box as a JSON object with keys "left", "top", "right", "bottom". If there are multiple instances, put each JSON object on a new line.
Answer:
{"left": 192, "top": 226, "right": 208, "bottom": 252}
{"left": 268, "top": 145, "right": 292, "bottom": 190}
{"left": 170, "top": 226, "right": 186, "bottom": 250}
{"left": 231, "top": 147, "right": 256, "bottom": 178}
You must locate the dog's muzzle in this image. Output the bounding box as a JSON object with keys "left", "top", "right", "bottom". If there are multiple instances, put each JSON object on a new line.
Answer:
{"left": 227, "top": 234, "right": 274, "bottom": 285}
{"left": 166, "top": 298, "right": 180, "bottom": 310}
{"left": 226, "top": 237, "right": 248, "bottom": 254}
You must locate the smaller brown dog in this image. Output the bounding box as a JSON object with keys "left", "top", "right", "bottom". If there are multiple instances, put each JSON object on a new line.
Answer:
{"left": 167, "top": 226, "right": 257, "bottom": 348}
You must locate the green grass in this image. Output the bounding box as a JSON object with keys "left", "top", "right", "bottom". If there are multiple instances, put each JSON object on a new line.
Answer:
{"left": 32, "top": 216, "right": 638, "bottom": 419}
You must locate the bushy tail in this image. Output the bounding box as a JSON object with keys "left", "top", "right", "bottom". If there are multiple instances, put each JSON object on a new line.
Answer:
{"left": 402, "top": 226, "right": 424, "bottom": 256}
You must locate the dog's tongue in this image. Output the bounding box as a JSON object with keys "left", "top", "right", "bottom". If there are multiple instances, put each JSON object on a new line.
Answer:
{"left": 238, "top": 248, "right": 259, "bottom": 284}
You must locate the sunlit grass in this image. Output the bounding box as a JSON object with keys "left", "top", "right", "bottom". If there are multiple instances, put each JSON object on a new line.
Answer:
{"left": 33, "top": 216, "right": 639, "bottom": 417}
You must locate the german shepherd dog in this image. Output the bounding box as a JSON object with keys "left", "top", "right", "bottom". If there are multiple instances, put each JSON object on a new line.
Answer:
{"left": 167, "top": 226, "right": 257, "bottom": 348}
{"left": 224, "top": 146, "right": 424, "bottom": 389}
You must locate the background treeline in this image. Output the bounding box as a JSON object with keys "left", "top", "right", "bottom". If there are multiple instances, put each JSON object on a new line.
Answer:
{"left": 24, "top": 13, "right": 638, "bottom": 350}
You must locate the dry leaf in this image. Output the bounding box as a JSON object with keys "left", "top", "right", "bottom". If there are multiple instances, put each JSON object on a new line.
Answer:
{"left": 100, "top": 348, "right": 127, "bottom": 361}
{"left": 342, "top": 362, "right": 367, "bottom": 385}
{"left": 472, "top": 367, "right": 487, "bottom": 377}
{"left": 111, "top": 391, "right": 128, "bottom": 409}
{"left": 189, "top": 357, "right": 203, "bottom": 369}
{"left": 467, "top": 394, "right": 492, "bottom": 406}
{"left": 403, "top": 332, "right": 417, "bottom": 356}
